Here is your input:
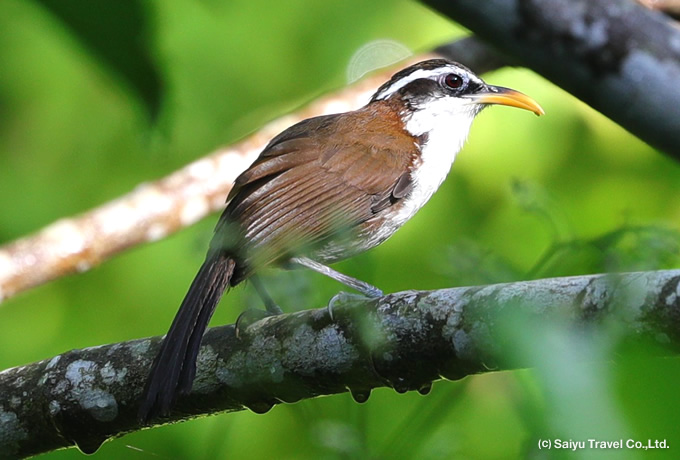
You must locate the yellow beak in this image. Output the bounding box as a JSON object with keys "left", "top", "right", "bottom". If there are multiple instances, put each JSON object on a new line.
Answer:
{"left": 466, "top": 85, "right": 545, "bottom": 116}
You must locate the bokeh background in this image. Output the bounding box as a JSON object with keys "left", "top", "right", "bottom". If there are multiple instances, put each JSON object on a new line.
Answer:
{"left": 1, "top": 0, "right": 679, "bottom": 458}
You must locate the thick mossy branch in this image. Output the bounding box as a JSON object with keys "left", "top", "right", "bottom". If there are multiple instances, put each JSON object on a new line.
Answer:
{"left": 1, "top": 270, "right": 679, "bottom": 458}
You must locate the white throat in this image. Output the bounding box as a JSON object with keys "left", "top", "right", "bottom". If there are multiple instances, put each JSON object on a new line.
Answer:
{"left": 393, "top": 97, "right": 479, "bottom": 224}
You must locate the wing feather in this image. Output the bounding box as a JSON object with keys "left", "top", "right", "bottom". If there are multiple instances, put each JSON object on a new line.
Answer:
{"left": 216, "top": 103, "right": 417, "bottom": 270}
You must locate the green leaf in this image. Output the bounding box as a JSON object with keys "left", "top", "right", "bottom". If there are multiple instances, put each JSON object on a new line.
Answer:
{"left": 35, "top": 0, "right": 162, "bottom": 119}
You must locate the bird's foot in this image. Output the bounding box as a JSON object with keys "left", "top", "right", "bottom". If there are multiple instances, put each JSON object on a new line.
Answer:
{"left": 327, "top": 291, "right": 382, "bottom": 321}
{"left": 235, "top": 308, "right": 280, "bottom": 338}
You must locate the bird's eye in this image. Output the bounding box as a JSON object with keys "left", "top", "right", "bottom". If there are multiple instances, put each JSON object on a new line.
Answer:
{"left": 443, "top": 73, "right": 464, "bottom": 90}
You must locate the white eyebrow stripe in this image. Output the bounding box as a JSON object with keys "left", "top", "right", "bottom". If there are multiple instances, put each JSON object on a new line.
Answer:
{"left": 373, "top": 66, "right": 460, "bottom": 100}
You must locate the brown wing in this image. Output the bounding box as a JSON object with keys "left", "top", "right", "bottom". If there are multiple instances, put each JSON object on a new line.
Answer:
{"left": 212, "top": 102, "right": 417, "bottom": 273}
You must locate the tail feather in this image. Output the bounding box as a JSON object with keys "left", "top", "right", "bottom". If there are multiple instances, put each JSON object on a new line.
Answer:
{"left": 138, "top": 253, "right": 235, "bottom": 422}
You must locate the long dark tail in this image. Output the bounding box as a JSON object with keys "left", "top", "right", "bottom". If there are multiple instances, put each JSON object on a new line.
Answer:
{"left": 138, "top": 253, "right": 236, "bottom": 422}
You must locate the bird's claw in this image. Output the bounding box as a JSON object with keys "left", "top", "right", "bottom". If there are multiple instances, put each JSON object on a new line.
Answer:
{"left": 235, "top": 308, "right": 280, "bottom": 338}
{"left": 327, "top": 291, "right": 380, "bottom": 321}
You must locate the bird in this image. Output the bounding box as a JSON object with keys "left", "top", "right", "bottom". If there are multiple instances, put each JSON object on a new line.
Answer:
{"left": 138, "top": 58, "right": 544, "bottom": 421}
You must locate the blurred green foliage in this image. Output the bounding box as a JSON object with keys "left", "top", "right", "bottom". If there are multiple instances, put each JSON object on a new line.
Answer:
{"left": 1, "top": 0, "right": 679, "bottom": 458}
{"left": 34, "top": 0, "right": 162, "bottom": 119}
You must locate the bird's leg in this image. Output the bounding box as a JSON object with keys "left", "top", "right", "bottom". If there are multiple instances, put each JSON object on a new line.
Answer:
{"left": 291, "top": 257, "right": 383, "bottom": 322}
{"left": 250, "top": 275, "right": 283, "bottom": 315}
{"left": 290, "top": 256, "right": 384, "bottom": 298}
{"left": 236, "top": 275, "right": 283, "bottom": 338}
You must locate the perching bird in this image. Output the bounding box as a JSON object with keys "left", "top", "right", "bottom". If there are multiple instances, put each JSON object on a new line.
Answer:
{"left": 139, "top": 58, "right": 544, "bottom": 421}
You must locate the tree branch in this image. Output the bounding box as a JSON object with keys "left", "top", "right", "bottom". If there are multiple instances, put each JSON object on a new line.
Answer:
{"left": 1, "top": 270, "right": 678, "bottom": 458}
{"left": 638, "top": 0, "right": 680, "bottom": 20}
{"left": 423, "top": 0, "right": 680, "bottom": 157}
{"left": 434, "top": 36, "right": 508, "bottom": 74}
{"left": 0, "top": 36, "right": 510, "bottom": 305}
{"left": 0, "top": 79, "right": 389, "bottom": 303}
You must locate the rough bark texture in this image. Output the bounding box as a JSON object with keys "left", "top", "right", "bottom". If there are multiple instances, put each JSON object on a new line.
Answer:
{"left": 424, "top": 0, "right": 680, "bottom": 157}
{"left": 1, "top": 270, "right": 679, "bottom": 458}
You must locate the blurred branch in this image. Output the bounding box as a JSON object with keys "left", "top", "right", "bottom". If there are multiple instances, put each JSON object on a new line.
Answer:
{"left": 0, "top": 54, "right": 421, "bottom": 304}
{"left": 638, "top": 0, "right": 680, "bottom": 20}
{"left": 3, "top": 2, "right": 679, "bottom": 305}
{"left": 0, "top": 37, "right": 507, "bottom": 305}
{"left": 422, "top": 0, "right": 680, "bottom": 157}
{"left": 1, "top": 269, "right": 678, "bottom": 458}
{"left": 434, "top": 36, "right": 508, "bottom": 73}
